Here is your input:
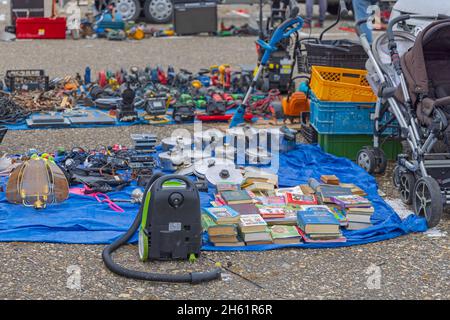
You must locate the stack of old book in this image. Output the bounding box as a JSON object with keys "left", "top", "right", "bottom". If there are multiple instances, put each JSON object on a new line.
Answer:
{"left": 202, "top": 206, "right": 244, "bottom": 246}
{"left": 331, "top": 195, "right": 374, "bottom": 230}
{"left": 241, "top": 168, "right": 278, "bottom": 195}
{"left": 320, "top": 175, "right": 340, "bottom": 185}
{"left": 238, "top": 214, "right": 273, "bottom": 245}
{"left": 284, "top": 192, "right": 317, "bottom": 209}
{"left": 270, "top": 225, "right": 301, "bottom": 244}
{"left": 296, "top": 205, "right": 346, "bottom": 242}
{"left": 215, "top": 189, "right": 261, "bottom": 215}
{"left": 308, "top": 178, "right": 353, "bottom": 204}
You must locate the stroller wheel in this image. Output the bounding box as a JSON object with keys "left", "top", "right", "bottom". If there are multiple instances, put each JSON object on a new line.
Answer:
{"left": 357, "top": 147, "right": 376, "bottom": 174}
{"left": 392, "top": 165, "right": 402, "bottom": 189}
{"left": 399, "top": 172, "right": 415, "bottom": 205}
{"left": 413, "top": 177, "right": 443, "bottom": 228}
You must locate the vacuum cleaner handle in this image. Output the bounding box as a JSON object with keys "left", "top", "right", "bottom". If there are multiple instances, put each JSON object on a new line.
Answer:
{"left": 151, "top": 174, "right": 196, "bottom": 192}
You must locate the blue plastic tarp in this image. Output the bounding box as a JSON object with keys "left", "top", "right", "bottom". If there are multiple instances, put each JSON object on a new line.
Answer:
{"left": 0, "top": 144, "right": 428, "bottom": 250}
{"left": 3, "top": 107, "right": 238, "bottom": 130}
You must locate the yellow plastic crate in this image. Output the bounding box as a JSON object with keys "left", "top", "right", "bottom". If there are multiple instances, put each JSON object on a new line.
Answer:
{"left": 310, "top": 66, "right": 377, "bottom": 103}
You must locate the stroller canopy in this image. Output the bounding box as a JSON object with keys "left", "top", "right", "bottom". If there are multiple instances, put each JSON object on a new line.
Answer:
{"left": 401, "top": 19, "right": 450, "bottom": 104}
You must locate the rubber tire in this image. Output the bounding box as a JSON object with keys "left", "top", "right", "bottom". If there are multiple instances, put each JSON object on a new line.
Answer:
{"left": 413, "top": 177, "right": 443, "bottom": 228}
{"left": 113, "top": 0, "right": 141, "bottom": 21}
{"left": 138, "top": 229, "right": 149, "bottom": 262}
{"left": 373, "top": 148, "right": 387, "bottom": 175}
{"left": 399, "top": 172, "right": 415, "bottom": 205}
{"left": 357, "top": 147, "right": 376, "bottom": 174}
{"left": 144, "top": 0, "right": 173, "bottom": 24}
{"left": 392, "top": 165, "right": 401, "bottom": 189}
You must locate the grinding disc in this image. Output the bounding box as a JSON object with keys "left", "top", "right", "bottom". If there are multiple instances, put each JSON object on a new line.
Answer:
{"left": 205, "top": 165, "right": 243, "bottom": 186}
{"left": 193, "top": 157, "right": 235, "bottom": 179}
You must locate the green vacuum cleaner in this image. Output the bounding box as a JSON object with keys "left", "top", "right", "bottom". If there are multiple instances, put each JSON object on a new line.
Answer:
{"left": 102, "top": 173, "right": 222, "bottom": 284}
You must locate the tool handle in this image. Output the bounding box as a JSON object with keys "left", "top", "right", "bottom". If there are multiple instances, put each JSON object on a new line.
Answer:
{"left": 259, "top": 16, "right": 304, "bottom": 65}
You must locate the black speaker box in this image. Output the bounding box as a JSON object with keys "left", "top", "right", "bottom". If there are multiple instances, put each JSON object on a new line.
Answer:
{"left": 173, "top": 2, "right": 218, "bottom": 35}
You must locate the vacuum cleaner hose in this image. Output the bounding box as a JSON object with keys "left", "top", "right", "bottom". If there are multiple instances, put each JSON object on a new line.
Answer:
{"left": 102, "top": 173, "right": 222, "bottom": 284}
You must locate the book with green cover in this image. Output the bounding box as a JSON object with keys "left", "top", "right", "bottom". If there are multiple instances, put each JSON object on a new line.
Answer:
{"left": 201, "top": 214, "right": 216, "bottom": 232}
{"left": 201, "top": 214, "right": 237, "bottom": 236}
{"left": 327, "top": 205, "right": 349, "bottom": 226}
{"left": 220, "top": 190, "right": 253, "bottom": 204}
{"left": 270, "top": 225, "right": 301, "bottom": 244}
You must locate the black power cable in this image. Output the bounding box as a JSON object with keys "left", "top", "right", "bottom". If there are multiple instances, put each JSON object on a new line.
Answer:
{"left": 102, "top": 173, "right": 222, "bottom": 284}
{"left": 0, "top": 94, "right": 31, "bottom": 124}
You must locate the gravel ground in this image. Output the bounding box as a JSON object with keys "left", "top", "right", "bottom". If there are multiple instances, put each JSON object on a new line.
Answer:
{"left": 0, "top": 8, "right": 449, "bottom": 300}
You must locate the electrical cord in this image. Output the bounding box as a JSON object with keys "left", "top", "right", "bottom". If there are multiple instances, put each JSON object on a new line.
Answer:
{"left": 102, "top": 173, "right": 222, "bottom": 284}
{"left": 0, "top": 94, "right": 31, "bottom": 124}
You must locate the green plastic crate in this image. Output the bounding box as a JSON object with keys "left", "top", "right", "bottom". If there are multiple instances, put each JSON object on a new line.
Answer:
{"left": 318, "top": 134, "right": 402, "bottom": 160}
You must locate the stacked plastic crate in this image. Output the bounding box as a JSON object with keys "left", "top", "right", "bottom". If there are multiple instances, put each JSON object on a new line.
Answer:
{"left": 307, "top": 66, "right": 401, "bottom": 160}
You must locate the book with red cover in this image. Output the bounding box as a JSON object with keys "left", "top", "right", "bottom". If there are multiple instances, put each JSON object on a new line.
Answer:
{"left": 285, "top": 192, "right": 317, "bottom": 207}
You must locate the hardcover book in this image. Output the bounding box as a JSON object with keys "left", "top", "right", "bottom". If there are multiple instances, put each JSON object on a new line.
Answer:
{"left": 220, "top": 190, "right": 254, "bottom": 204}
{"left": 317, "top": 185, "right": 353, "bottom": 203}
{"left": 297, "top": 206, "right": 340, "bottom": 234}
{"left": 346, "top": 213, "right": 372, "bottom": 224}
{"left": 275, "top": 186, "right": 303, "bottom": 196}
{"left": 264, "top": 210, "right": 298, "bottom": 225}
{"left": 270, "top": 225, "right": 301, "bottom": 244}
{"left": 297, "top": 227, "right": 346, "bottom": 243}
{"left": 238, "top": 214, "right": 268, "bottom": 233}
{"left": 228, "top": 203, "right": 260, "bottom": 216}
{"left": 347, "top": 221, "right": 372, "bottom": 230}
{"left": 331, "top": 195, "right": 372, "bottom": 208}
{"left": 259, "top": 195, "right": 286, "bottom": 207}
{"left": 240, "top": 228, "right": 272, "bottom": 242}
{"left": 256, "top": 205, "right": 286, "bottom": 218}
{"left": 203, "top": 206, "right": 240, "bottom": 224}
{"left": 285, "top": 192, "right": 317, "bottom": 207}
{"left": 320, "top": 175, "right": 340, "bottom": 185}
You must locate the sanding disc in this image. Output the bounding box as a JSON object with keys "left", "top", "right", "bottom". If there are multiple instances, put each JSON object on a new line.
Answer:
{"left": 205, "top": 165, "right": 243, "bottom": 186}
{"left": 193, "top": 157, "right": 235, "bottom": 179}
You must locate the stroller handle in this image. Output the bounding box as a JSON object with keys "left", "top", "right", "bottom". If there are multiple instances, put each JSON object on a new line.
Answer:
{"left": 387, "top": 14, "right": 448, "bottom": 43}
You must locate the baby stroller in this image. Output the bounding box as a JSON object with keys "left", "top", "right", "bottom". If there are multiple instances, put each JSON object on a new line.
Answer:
{"left": 355, "top": 15, "right": 450, "bottom": 228}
